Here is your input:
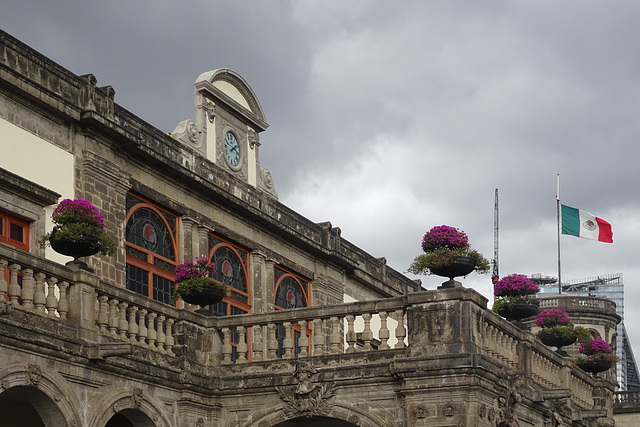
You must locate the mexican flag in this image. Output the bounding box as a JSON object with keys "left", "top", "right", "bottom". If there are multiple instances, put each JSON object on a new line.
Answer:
{"left": 561, "top": 204, "right": 613, "bottom": 243}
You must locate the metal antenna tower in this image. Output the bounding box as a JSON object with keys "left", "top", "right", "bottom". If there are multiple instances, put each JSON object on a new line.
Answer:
{"left": 492, "top": 189, "right": 499, "bottom": 283}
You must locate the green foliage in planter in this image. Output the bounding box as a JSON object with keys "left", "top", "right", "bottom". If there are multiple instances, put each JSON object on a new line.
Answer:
{"left": 536, "top": 325, "right": 591, "bottom": 342}
{"left": 408, "top": 248, "right": 490, "bottom": 275}
{"left": 492, "top": 295, "right": 538, "bottom": 313}
{"left": 172, "top": 277, "right": 228, "bottom": 304}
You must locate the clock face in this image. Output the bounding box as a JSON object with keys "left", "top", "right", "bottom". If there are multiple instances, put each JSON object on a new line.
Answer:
{"left": 224, "top": 132, "right": 241, "bottom": 168}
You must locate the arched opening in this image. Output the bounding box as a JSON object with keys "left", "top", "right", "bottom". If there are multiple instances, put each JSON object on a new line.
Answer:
{"left": 0, "top": 386, "right": 67, "bottom": 427}
{"left": 274, "top": 417, "right": 358, "bottom": 427}
{"left": 104, "top": 409, "right": 156, "bottom": 427}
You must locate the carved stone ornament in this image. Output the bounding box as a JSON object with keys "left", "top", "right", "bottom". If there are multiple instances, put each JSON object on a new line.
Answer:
{"left": 248, "top": 128, "right": 260, "bottom": 149}
{"left": 496, "top": 374, "right": 524, "bottom": 427}
{"left": 26, "top": 363, "right": 42, "bottom": 387}
{"left": 276, "top": 361, "right": 337, "bottom": 419}
{"left": 171, "top": 120, "right": 200, "bottom": 145}
{"left": 479, "top": 404, "right": 487, "bottom": 418}
{"left": 131, "top": 388, "right": 143, "bottom": 409}
{"left": 204, "top": 102, "right": 216, "bottom": 123}
{"left": 414, "top": 404, "right": 428, "bottom": 419}
{"left": 196, "top": 418, "right": 205, "bottom": 427}
{"left": 441, "top": 401, "right": 457, "bottom": 417}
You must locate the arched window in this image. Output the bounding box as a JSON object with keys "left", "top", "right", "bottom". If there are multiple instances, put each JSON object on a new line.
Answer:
{"left": 274, "top": 267, "right": 310, "bottom": 358}
{"left": 125, "top": 194, "right": 178, "bottom": 304}
{"left": 207, "top": 234, "right": 250, "bottom": 316}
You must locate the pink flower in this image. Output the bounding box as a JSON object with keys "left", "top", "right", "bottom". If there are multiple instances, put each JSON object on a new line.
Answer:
{"left": 494, "top": 274, "right": 540, "bottom": 297}
{"left": 579, "top": 339, "right": 612, "bottom": 355}
{"left": 535, "top": 309, "right": 572, "bottom": 327}
{"left": 421, "top": 225, "right": 470, "bottom": 252}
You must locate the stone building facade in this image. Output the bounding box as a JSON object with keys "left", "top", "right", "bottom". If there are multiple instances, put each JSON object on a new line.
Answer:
{"left": 0, "top": 29, "right": 627, "bottom": 426}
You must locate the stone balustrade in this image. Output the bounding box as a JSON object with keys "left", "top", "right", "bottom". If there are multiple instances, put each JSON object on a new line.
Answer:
{"left": 0, "top": 242, "right": 611, "bottom": 413}
{"left": 213, "top": 297, "right": 408, "bottom": 364}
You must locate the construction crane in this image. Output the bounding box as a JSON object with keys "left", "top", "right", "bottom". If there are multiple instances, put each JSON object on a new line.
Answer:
{"left": 491, "top": 189, "right": 499, "bottom": 283}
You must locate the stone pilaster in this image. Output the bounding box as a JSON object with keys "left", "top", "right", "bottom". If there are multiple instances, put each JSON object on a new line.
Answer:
{"left": 79, "top": 151, "right": 130, "bottom": 287}
{"left": 250, "top": 250, "right": 268, "bottom": 313}
{"left": 196, "top": 225, "right": 212, "bottom": 258}
{"left": 180, "top": 217, "right": 197, "bottom": 262}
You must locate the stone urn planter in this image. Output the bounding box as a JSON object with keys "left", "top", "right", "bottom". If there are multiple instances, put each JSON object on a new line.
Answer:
{"left": 430, "top": 256, "right": 476, "bottom": 280}
{"left": 578, "top": 359, "right": 613, "bottom": 374}
{"left": 180, "top": 285, "right": 225, "bottom": 307}
{"left": 495, "top": 300, "right": 539, "bottom": 321}
{"left": 538, "top": 329, "right": 578, "bottom": 349}
{"left": 49, "top": 227, "right": 100, "bottom": 271}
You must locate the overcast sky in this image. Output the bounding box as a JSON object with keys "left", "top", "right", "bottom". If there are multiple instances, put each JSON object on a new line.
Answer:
{"left": 3, "top": 2, "right": 640, "bottom": 360}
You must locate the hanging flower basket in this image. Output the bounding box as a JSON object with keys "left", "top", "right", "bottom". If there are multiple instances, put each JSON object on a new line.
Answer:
{"left": 173, "top": 258, "right": 228, "bottom": 313}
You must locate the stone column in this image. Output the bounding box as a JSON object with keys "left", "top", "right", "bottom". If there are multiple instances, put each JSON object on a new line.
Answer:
{"left": 180, "top": 217, "right": 197, "bottom": 262}
{"left": 250, "top": 250, "right": 268, "bottom": 313}
{"left": 196, "top": 225, "right": 212, "bottom": 258}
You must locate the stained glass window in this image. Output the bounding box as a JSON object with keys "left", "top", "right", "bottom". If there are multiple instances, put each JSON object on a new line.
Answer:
{"left": 125, "top": 194, "right": 177, "bottom": 304}
{"left": 274, "top": 268, "right": 310, "bottom": 358}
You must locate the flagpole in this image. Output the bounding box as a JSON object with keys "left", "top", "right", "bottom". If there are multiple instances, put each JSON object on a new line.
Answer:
{"left": 556, "top": 173, "right": 562, "bottom": 294}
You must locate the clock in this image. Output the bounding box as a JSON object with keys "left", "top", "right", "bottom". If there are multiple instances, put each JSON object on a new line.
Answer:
{"left": 224, "top": 131, "right": 241, "bottom": 168}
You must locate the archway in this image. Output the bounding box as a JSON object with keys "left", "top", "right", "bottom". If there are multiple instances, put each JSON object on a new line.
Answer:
{"left": 0, "top": 386, "right": 67, "bottom": 427}
{"left": 104, "top": 409, "right": 156, "bottom": 427}
{"left": 274, "top": 417, "right": 358, "bottom": 427}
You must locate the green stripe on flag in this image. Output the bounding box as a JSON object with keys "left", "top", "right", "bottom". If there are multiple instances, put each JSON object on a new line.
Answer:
{"left": 561, "top": 205, "right": 580, "bottom": 237}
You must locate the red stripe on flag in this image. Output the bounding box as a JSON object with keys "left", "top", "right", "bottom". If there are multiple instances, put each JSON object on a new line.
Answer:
{"left": 595, "top": 217, "right": 613, "bottom": 243}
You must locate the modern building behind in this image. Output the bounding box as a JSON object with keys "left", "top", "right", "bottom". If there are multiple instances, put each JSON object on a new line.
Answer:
{"left": 536, "top": 273, "right": 640, "bottom": 390}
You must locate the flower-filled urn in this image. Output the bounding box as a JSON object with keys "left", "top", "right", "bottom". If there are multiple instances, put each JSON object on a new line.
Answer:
{"left": 408, "top": 225, "right": 489, "bottom": 289}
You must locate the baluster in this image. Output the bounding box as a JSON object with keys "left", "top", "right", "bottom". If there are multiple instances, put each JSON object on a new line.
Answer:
{"left": 118, "top": 302, "right": 129, "bottom": 339}
{"left": 33, "top": 272, "right": 46, "bottom": 314}
{"left": 282, "top": 322, "right": 294, "bottom": 359}
{"left": 156, "top": 315, "right": 166, "bottom": 352}
{"left": 252, "top": 325, "right": 263, "bottom": 361}
{"left": 108, "top": 299, "right": 119, "bottom": 337}
{"left": 379, "top": 311, "right": 390, "bottom": 350}
{"left": 0, "top": 259, "right": 7, "bottom": 300}
{"left": 127, "top": 305, "right": 139, "bottom": 343}
{"left": 345, "top": 315, "right": 356, "bottom": 353}
{"left": 147, "top": 312, "right": 157, "bottom": 348}
{"left": 96, "top": 295, "right": 109, "bottom": 334}
{"left": 57, "top": 281, "right": 69, "bottom": 320}
{"left": 361, "top": 313, "right": 373, "bottom": 351}
{"left": 266, "top": 323, "right": 278, "bottom": 360}
{"left": 8, "top": 264, "right": 21, "bottom": 305}
{"left": 165, "top": 318, "right": 175, "bottom": 356}
{"left": 313, "top": 318, "right": 324, "bottom": 356}
{"left": 137, "top": 309, "right": 148, "bottom": 346}
{"left": 221, "top": 328, "right": 233, "bottom": 364}
{"left": 236, "top": 326, "right": 248, "bottom": 363}
{"left": 298, "top": 320, "right": 309, "bottom": 357}
{"left": 21, "top": 268, "right": 34, "bottom": 310}
{"left": 329, "top": 317, "right": 341, "bottom": 354}
{"left": 45, "top": 276, "right": 58, "bottom": 317}
{"left": 393, "top": 310, "right": 406, "bottom": 349}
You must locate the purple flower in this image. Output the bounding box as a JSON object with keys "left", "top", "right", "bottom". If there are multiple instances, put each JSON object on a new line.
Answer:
{"left": 535, "top": 309, "right": 572, "bottom": 327}
{"left": 175, "top": 257, "right": 216, "bottom": 283}
{"left": 52, "top": 198, "right": 106, "bottom": 228}
{"left": 579, "top": 339, "right": 612, "bottom": 355}
{"left": 494, "top": 274, "right": 540, "bottom": 297}
{"left": 421, "top": 225, "right": 470, "bottom": 253}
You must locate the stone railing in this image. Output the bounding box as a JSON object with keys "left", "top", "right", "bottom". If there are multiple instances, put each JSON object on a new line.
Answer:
{"left": 539, "top": 295, "right": 618, "bottom": 316}
{"left": 0, "top": 243, "right": 183, "bottom": 357}
{"left": 213, "top": 297, "right": 408, "bottom": 364}
{"left": 1, "top": 242, "right": 614, "bottom": 413}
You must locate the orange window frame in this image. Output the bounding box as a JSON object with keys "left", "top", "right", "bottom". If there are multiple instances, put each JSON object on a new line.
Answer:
{"left": 0, "top": 211, "right": 30, "bottom": 251}
{"left": 208, "top": 235, "right": 251, "bottom": 315}
{"left": 125, "top": 195, "right": 178, "bottom": 303}
{"left": 274, "top": 267, "right": 311, "bottom": 357}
